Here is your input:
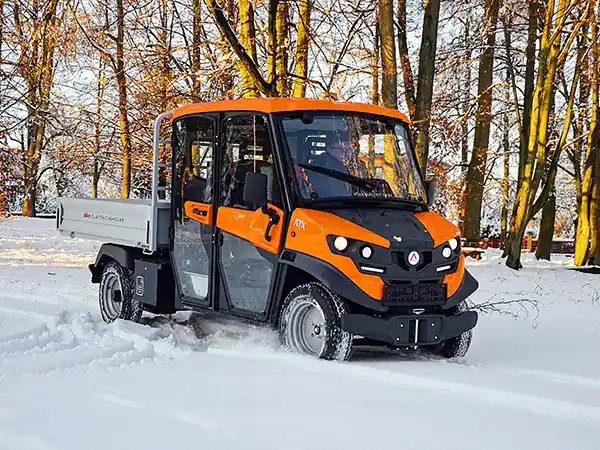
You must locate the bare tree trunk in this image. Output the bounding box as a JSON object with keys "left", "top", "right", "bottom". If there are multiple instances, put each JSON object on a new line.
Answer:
{"left": 520, "top": 0, "right": 539, "bottom": 185}
{"left": 397, "top": 0, "right": 415, "bottom": 118}
{"left": 574, "top": 1, "right": 598, "bottom": 266}
{"left": 275, "top": 0, "right": 289, "bottom": 96}
{"left": 238, "top": 0, "right": 259, "bottom": 97}
{"left": 461, "top": 17, "right": 471, "bottom": 172}
{"left": 457, "top": 18, "right": 472, "bottom": 235}
{"left": 192, "top": 0, "right": 203, "bottom": 97}
{"left": 368, "top": 17, "right": 379, "bottom": 177}
{"left": 92, "top": 58, "right": 105, "bottom": 199}
{"left": 378, "top": 0, "right": 397, "bottom": 109}
{"left": 0, "top": 0, "right": 4, "bottom": 60}
{"left": 590, "top": 180, "right": 598, "bottom": 260}
{"left": 500, "top": 82, "right": 510, "bottom": 247}
{"left": 371, "top": 15, "right": 379, "bottom": 107}
{"left": 115, "top": 0, "right": 132, "bottom": 198}
{"left": 595, "top": 141, "right": 600, "bottom": 264}
{"left": 267, "top": 0, "right": 279, "bottom": 87}
{"left": 413, "top": 0, "right": 441, "bottom": 174}
{"left": 535, "top": 191, "right": 556, "bottom": 260}
{"left": 463, "top": 0, "right": 501, "bottom": 242}
{"left": 292, "top": 0, "right": 312, "bottom": 97}
{"left": 22, "top": 119, "right": 44, "bottom": 217}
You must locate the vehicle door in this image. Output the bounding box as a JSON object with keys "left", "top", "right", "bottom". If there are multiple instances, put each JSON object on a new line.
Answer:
{"left": 215, "top": 113, "right": 285, "bottom": 318}
{"left": 171, "top": 114, "right": 217, "bottom": 308}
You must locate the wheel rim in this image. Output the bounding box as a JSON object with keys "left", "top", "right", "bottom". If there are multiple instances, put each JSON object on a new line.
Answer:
{"left": 285, "top": 298, "right": 327, "bottom": 357}
{"left": 101, "top": 271, "right": 123, "bottom": 321}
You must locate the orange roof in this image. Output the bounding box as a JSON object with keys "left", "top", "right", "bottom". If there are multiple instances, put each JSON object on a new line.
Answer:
{"left": 172, "top": 98, "right": 410, "bottom": 123}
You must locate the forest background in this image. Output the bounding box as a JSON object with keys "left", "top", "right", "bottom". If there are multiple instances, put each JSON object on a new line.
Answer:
{"left": 1, "top": 0, "right": 598, "bottom": 269}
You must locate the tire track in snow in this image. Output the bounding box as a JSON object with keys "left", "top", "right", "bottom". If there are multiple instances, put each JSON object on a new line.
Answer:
{"left": 455, "top": 362, "right": 600, "bottom": 389}
{"left": 0, "top": 326, "right": 75, "bottom": 361}
{"left": 0, "top": 314, "right": 164, "bottom": 382}
{"left": 208, "top": 346, "right": 600, "bottom": 423}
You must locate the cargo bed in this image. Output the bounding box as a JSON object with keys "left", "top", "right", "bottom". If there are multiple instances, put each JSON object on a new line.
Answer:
{"left": 56, "top": 112, "right": 174, "bottom": 252}
{"left": 56, "top": 197, "right": 171, "bottom": 251}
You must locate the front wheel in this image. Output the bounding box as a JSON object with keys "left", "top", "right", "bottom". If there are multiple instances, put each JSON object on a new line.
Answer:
{"left": 278, "top": 282, "right": 353, "bottom": 361}
{"left": 99, "top": 261, "right": 143, "bottom": 323}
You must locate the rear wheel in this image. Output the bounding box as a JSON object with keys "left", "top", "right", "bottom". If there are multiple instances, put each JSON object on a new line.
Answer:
{"left": 99, "top": 261, "right": 143, "bottom": 323}
{"left": 278, "top": 282, "right": 353, "bottom": 361}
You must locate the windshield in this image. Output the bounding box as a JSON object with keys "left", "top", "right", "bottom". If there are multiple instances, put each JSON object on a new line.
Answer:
{"left": 280, "top": 113, "right": 426, "bottom": 204}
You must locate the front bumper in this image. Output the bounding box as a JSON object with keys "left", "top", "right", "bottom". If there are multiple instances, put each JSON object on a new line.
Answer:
{"left": 341, "top": 310, "right": 478, "bottom": 347}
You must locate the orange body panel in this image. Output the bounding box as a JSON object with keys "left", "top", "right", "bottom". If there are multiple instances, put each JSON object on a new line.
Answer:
{"left": 216, "top": 204, "right": 284, "bottom": 254}
{"left": 184, "top": 201, "right": 213, "bottom": 225}
{"left": 172, "top": 98, "right": 410, "bottom": 124}
{"left": 285, "top": 209, "right": 390, "bottom": 300}
{"left": 414, "top": 211, "right": 460, "bottom": 248}
{"left": 443, "top": 254, "right": 465, "bottom": 297}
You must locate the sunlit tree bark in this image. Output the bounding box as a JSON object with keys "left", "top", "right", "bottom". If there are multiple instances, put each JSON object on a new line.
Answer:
{"left": 292, "top": 0, "right": 312, "bottom": 98}
{"left": 413, "top": 0, "right": 440, "bottom": 173}
{"left": 378, "top": 0, "right": 396, "bottom": 109}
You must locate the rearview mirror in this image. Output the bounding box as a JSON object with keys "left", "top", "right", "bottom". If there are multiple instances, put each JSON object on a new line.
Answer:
{"left": 424, "top": 179, "right": 437, "bottom": 206}
{"left": 243, "top": 171, "right": 268, "bottom": 208}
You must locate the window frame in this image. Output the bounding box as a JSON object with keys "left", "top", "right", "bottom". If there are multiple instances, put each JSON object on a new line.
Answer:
{"left": 218, "top": 112, "right": 284, "bottom": 210}
{"left": 272, "top": 110, "right": 427, "bottom": 210}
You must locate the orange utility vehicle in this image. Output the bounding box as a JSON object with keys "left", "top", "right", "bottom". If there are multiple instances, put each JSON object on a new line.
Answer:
{"left": 57, "top": 98, "right": 479, "bottom": 360}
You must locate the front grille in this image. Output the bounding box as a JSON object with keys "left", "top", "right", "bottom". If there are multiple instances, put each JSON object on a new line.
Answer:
{"left": 393, "top": 251, "right": 432, "bottom": 271}
{"left": 383, "top": 281, "right": 446, "bottom": 306}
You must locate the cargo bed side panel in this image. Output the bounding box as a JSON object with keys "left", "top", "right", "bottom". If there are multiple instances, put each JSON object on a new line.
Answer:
{"left": 57, "top": 197, "right": 156, "bottom": 250}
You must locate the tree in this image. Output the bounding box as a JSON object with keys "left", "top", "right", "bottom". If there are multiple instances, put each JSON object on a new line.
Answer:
{"left": 378, "top": 0, "right": 396, "bottom": 109}
{"left": 12, "top": 0, "right": 65, "bottom": 216}
{"left": 292, "top": 0, "right": 312, "bottom": 97}
{"left": 504, "top": 0, "right": 592, "bottom": 269}
{"left": 462, "top": 0, "right": 501, "bottom": 243}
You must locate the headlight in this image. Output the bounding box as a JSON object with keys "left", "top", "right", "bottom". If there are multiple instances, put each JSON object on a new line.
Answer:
{"left": 361, "top": 245, "right": 373, "bottom": 259}
{"left": 334, "top": 236, "right": 348, "bottom": 251}
{"left": 442, "top": 237, "right": 460, "bottom": 258}
{"left": 449, "top": 236, "right": 459, "bottom": 251}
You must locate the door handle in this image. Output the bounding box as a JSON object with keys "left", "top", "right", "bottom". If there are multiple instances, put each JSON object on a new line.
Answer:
{"left": 263, "top": 208, "right": 280, "bottom": 242}
{"left": 184, "top": 201, "right": 213, "bottom": 225}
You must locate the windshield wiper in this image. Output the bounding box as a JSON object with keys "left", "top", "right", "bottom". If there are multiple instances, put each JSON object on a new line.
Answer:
{"left": 297, "top": 164, "right": 377, "bottom": 191}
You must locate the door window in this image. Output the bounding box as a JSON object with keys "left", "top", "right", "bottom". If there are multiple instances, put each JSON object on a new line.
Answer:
{"left": 220, "top": 115, "right": 281, "bottom": 209}
{"left": 172, "top": 115, "right": 215, "bottom": 303}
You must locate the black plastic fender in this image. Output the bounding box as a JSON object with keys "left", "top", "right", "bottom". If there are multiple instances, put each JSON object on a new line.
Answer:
{"left": 89, "top": 244, "right": 139, "bottom": 283}
{"left": 443, "top": 268, "right": 479, "bottom": 309}
{"left": 278, "top": 250, "right": 388, "bottom": 312}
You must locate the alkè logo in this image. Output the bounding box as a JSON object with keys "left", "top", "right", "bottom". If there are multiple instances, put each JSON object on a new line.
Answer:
{"left": 408, "top": 251, "right": 420, "bottom": 266}
{"left": 83, "top": 212, "right": 124, "bottom": 223}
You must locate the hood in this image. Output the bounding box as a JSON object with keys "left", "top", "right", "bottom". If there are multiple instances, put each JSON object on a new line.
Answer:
{"left": 325, "top": 208, "right": 432, "bottom": 249}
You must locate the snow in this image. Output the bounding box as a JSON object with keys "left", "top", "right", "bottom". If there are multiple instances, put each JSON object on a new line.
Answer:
{"left": 0, "top": 217, "right": 599, "bottom": 450}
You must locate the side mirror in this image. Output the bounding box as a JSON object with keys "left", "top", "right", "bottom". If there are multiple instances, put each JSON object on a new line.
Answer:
{"left": 243, "top": 171, "right": 268, "bottom": 208}
{"left": 424, "top": 179, "right": 437, "bottom": 206}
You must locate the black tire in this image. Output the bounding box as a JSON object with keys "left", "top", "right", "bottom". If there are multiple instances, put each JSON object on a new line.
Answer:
{"left": 423, "top": 300, "right": 472, "bottom": 359}
{"left": 98, "top": 260, "right": 144, "bottom": 323}
{"left": 278, "top": 282, "right": 353, "bottom": 361}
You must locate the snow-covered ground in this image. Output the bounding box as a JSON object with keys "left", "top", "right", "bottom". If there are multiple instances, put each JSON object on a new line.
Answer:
{"left": 0, "top": 217, "right": 599, "bottom": 450}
